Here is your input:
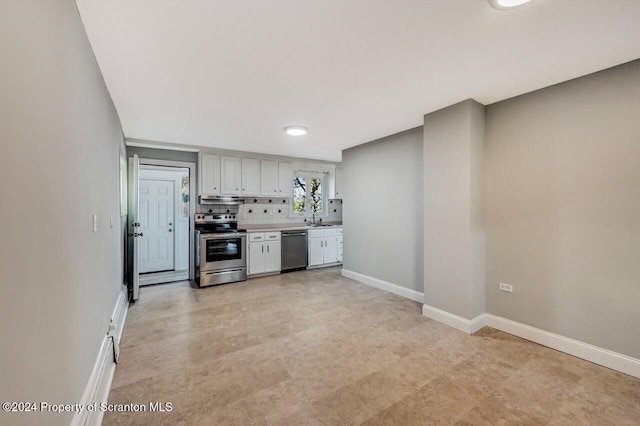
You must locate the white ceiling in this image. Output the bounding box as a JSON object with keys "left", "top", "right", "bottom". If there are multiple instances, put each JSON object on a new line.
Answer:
{"left": 76, "top": 0, "right": 640, "bottom": 162}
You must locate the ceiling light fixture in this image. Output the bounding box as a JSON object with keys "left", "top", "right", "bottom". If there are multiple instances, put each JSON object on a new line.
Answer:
{"left": 488, "top": 0, "right": 533, "bottom": 10}
{"left": 284, "top": 126, "right": 308, "bottom": 136}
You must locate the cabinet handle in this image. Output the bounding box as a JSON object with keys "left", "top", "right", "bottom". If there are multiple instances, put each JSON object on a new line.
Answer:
{"left": 262, "top": 245, "right": 264, "bottom": 253}
{"left": 267, "top": 245, "right": 269, "bottom": 253}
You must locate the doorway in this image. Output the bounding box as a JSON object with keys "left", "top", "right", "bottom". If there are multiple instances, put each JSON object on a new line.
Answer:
{"left": 128, "top": 156, "right": 196, "bottom": 301}
{"left": 138, "top": 165, "right": 190, "bottom": 285}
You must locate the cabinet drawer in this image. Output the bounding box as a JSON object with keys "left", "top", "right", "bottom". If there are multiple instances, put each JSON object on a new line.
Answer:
{"left": 265, "top": 231, "right": 281, "bottom": 241}
{"left": 309, "top": 228, "right": 339, "bottom": 237}
{"left": 308, "top": 229, "right": 325, "bottom": 238}
{"left": 249, "top": 233, "right": 265, "bottom": 242}
{"left": 323, "top": 228, "right": 339, "bottom": 237}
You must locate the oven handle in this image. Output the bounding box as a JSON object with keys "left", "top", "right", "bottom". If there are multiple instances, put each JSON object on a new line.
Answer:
{"left": 201, "top": 233, "right": 247, "bottom": 240}
{"left": 205, "top": 269, "right": 244, "bottom": 276}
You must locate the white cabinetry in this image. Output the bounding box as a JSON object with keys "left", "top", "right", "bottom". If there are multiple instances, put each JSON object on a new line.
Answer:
{"left": 241, "top": 158, "right": 261, "bottom": 196}
{"left": 263, "top": 160, "right": 293, "bottom": 198}
{"left": 248, "top": 232, "right": 281, "bottom": 275}
{"left": 197, "top": 154, "right": 326, "bottom": 201}
{"left": 277, "top": 162, "right": 294, "bottom": 198}
{"left": 334, "top": 167, "right": 343, "bottom": 199}
{"left": 261, "top": 160, "right": 279, "bottom": 196}
{"left": 328, "top": 167, "right": 343, "bottom": 199}
{"left": 308, "top": 227, "right": 342, "bottom": 267}
{"left": 198, "top": 153, "right": 220, "bottom": 196}
{"left": 220, "top": 156, "right": 242, "bottom": 195}
{"left": 308, "top": 235, "right": 324, "bottom": 267}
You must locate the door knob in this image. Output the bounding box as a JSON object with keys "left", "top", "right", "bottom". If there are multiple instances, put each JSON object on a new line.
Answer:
{"left": 169, "top": 229, "right": 173, "bottom": 232}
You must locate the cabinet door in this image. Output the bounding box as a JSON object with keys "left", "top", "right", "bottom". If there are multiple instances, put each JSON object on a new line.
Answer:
{"left": 265, "top": 241, "right": 281, "bottom": 272}
{"left": 278, "top": 162, "right": 294, "bottom": 198}
{"left": 241, "top": 158, "right": 261, "bottom": 196}
{"left": 248, "top": 241, "right": 265, "bottom": 275}
{"left": 260, "top": 160, "right": 279, "bottom": 196}
{"left": 323, "top": 237, "right": 339, "bottom": 264}
{"left": 220, "top": 156, "right": 241, "bottom": 195}
{"left": 308, "top": 237, "right": 324, "bottom": 266}
{"left": 198, "top": 153, "right": 220, "bottom": 196}
{"left": 334, "top": 167, "right": 343, "bottom": 199}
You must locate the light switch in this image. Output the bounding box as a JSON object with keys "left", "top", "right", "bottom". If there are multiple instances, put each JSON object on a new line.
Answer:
{"left": 93, "top": 214, "right": 98, "bottom": 233}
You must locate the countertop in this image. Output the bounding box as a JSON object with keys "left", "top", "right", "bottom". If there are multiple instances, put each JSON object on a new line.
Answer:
{"left": 239, "top": 222, "right": 343, "bottom": 232}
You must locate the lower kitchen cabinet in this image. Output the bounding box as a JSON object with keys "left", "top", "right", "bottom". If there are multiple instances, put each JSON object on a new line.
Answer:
{"left": 308, "top": 227, "right": 342, "bottom": 267}
{"left": 248, "top": 232, "right": 281, "bottom": 275}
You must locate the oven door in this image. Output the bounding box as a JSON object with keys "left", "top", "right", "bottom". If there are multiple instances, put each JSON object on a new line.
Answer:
{"left": 200, "top": 233, "right": 246, "bottom": 271}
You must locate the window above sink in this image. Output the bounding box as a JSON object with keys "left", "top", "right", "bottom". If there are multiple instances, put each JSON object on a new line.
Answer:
{"left": 293, "top": 172, "right": 326, "bottom": 217}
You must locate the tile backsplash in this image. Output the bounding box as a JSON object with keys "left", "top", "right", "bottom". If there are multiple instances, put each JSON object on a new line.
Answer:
{"left": 196, "top": 197, "right": 342, "bottom": 226}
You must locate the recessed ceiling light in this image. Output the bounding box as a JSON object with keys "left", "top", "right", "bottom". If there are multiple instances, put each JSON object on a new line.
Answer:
{"left": 488, "top": 0, "right": 533, "bottom": 10}
{"left": 284, "top": 126, "right": 308, "bottom": 136}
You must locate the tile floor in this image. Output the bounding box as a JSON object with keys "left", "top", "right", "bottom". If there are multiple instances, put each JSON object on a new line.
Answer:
{"left": 104, "top": 267, "right": 640, "bottom": 425}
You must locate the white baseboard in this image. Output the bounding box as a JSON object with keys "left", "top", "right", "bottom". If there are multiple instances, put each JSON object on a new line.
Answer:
{"left": 342, "top": 269, "right": 424, "bottom": 303}
{"left": 71, "top": 286, "right": 128, "bottom": 426}
{"left": 421, "top": 304, "right": 487, "bottom": 334}
{"left": 485, "top": 314, "right": 640, "bottom": 379}
{"left": 421, "top": 303, "right": 640, "bottom": 379}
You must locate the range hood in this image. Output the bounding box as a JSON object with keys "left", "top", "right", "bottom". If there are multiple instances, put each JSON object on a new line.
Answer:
{"left": 198, "top": 195, "right": 244, "bottom": 205}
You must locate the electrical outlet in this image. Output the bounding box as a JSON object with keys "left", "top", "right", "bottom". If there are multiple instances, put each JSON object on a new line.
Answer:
{"left": 499, "top": 283, "right": 513, "bottom": 293}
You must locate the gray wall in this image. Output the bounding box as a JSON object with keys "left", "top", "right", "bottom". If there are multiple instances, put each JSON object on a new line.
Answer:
{"left": 342, "top": 127, "right": 424, "bottom": 293}
{"left": 0, "top": 1, "right": 125, "bottom": 424}
{"left": 423, "top": 100, "right": 486, "bottom": 320}
{"left": 485, "top": 60, "right": 640, "bottom": 358}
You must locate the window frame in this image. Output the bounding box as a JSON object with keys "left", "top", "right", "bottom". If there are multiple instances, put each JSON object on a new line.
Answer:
{"left": 290, "top": 171, "right": 327, "bottom": 218}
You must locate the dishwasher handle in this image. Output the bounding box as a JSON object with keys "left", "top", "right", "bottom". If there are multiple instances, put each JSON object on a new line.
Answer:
{"left": 282, "top": 232, "right": 307, "bottom": 237}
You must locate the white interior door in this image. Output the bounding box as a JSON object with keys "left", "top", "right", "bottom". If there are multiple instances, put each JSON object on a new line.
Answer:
{"left": 127, "top": 154, "right": 140, "bottom": 301}
{"left": 138, "top": 179, "right": 175, "bottom": 273}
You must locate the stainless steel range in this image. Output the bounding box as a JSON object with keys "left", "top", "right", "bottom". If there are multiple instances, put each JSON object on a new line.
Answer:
{"left": 195, "top": 213, "right": 247, "bottom": 287}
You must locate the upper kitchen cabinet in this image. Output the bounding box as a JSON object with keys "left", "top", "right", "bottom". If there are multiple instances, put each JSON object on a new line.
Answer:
{"left": 198, "top": 153, "right": 220, "bottom": 196}
{"left": 241, "top": 158, "right": 261, "bottom": 196}
{"left": 261, "top": 160, "right": 278, "bottom": 196}
{"left": 220, "top": 155, "right": 242, "bottom": 195}
{"left": 277, "top": 162, "right": 294, "bottom": 198}
{"left": 328, "top": 167, "right": 343, "bottom": 199}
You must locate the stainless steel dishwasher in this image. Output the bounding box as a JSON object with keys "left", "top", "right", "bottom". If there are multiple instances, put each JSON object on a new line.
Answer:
{"left": 281, "top": 230, "right": 308, "bottom": 272}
